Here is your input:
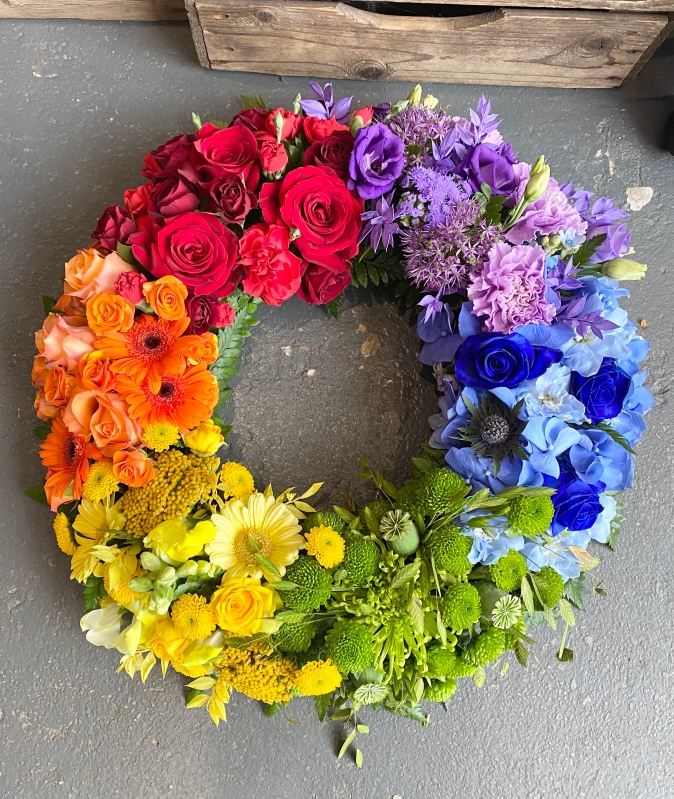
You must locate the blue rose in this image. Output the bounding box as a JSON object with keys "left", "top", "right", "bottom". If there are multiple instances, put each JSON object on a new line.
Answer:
{"left": 454, "top": 332, "right": 562, "bottom": 390}
{"left": 552, "top": 480, "right": 603, "bottom": 534}
{"left": 570, "top": 357, "right": 631, "bottom": 424}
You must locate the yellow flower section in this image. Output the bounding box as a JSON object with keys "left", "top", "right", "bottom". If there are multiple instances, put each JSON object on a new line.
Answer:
{"left": 53, "top": 512, "right": 76, "bottom": 556}
{"left": 305, "top": 525, "right": 345, "bottom": 568}
{"left": 171, "top": 593, "right": 216, "bottom": 640}
{"left": 82, "top": 461, "right": 119, "bottom": 502}
{"left": 295, "top": 659, "right": 342, "bottom": 696}
{"left": 144, "top": 518, "right": 216, "bottom": 562}
{"left": 218, "top": 461, "right": 254, "bottom": 500}
{"left": 183, "top": 420, "right": 225, "bottom": 457}
{"left": 141, "top": 422, "right": 180, "bottom": 453}
{"left": 103, "top": 565, "right": 146, "bottom": 606}
{"left": 218, "top": 642, "right": 297, "bottom": 705}
{"left": 70, "top": 497, "right": 126, "bottom": 583}
{"left": 210, "top": 577, "right": 277, "bottom": 636}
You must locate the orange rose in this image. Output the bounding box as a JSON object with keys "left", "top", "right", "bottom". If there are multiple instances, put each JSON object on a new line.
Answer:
{"left": 187, "top": 332, "right": 219, "bottom": 366}
{"left": 37, "top": 314, "right": 96, "bottom": 371}
{"left": 64, "top": 248, "right": 134, "bottom": 301}
{"left": 32, "top": 355, "right": 49, "bottom": 387}
{"left": 112, "top": 449, "right": 156, "bottom": 488}
{"left": 76, "top": 351, "right": 116, "bottom": 392}
{"left": 64, "top": 390, "right": 142, "bottom": 456}
{"left": 86, "top": 291, "right": 136, "bottom": 334}
{"left": 143, "top": 275, "right": 188, "bottom": 321}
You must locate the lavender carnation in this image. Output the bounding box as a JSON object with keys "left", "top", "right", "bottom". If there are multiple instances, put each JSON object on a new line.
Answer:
{"left": 468, "top": 242, "right": 556, "bottom": 334}
{"left": 385, "top": 105, "right": 455, "bottom": 167}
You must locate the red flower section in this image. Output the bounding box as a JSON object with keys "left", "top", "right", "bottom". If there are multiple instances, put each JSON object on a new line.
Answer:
{"left": 255, "top": 133, "right": 289, "bottom": 174}
{"left": 239, "top": 224, "right": 303, "bottom": 306}
{"left": 192, "top": 123, "right": 260, "bottom": 188}
{"left": 298, "top": 263, "right": 352, "bottom": 304}
{"left": 303, "top": 116, "right": 350, "bottom": 144}
{"left": 142, "top": 133, "right": 194, "bottom": 180}
{"left": 265, "top": 108, "right": 303, "bottom": 141}
{"left": 124, "top": 182, "right": 154, "bottom": 217}
{"left": 231, "top": 107, "right": 268, "bottom": 132}
{"left": 209, "top": 175, "right": 257, "bottom": 224}
{"left": 304, "top": 130, "right": 354, "bottom": 182}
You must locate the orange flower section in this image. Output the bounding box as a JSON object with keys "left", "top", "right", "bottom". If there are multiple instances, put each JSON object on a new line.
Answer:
{"left": 143, "top": 276, "right": 188, "bottom": 321}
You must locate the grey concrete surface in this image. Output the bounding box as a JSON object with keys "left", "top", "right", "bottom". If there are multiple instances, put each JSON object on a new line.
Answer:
{"left": 0, "top": 19, "right": 673, "bottom": 799}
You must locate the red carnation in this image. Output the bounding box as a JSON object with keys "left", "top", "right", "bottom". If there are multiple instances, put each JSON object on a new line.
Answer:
{"left": 298, "top": 263, "right": 352, "bottom": 305}
{"left": 239, "top": 224, "right": 302, "bottom": 306}
{"left": 255, "top": 133, "right": 289, "bottom": 174}
{"left": 304, "top": 130, "right": 354, "bottom": 182}
{"left": 141, "top": 133, "right": 194, "bottom": 180}
{"left": 351, "top": 106, "right": 374, "bottom": 127}
{"left": 265, "top": 108, "right": 303, "bottom": 141}
{"left": 124, "top": 182, "right": 154, "bottom": 217}
{"left": 303, "top": 116, "right": 350, "bottom": 144}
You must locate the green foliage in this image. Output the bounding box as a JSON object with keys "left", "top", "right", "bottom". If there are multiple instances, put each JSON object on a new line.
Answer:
{"left": 342, "top": 535, "right": 381, "bottom": 585}
{"left": 315, "top": 693, "right": 331, "bottom": 722}
{"left": 503, "top": 615, "right": 527, "bottom": 651}
{"left": 327, "top": 293, "right": 343, "bottom": 319}
{"left": 302, "top": 510, "right": 346, "bottom": 535}
{"left": 33, "top": 424, "right": 51, "bottom": 441}
{"left": 351, "top": 245, "right": 405, "bottom": 290}
{"left": 42, "top": 296, "right": 56, "bottom": 315}
{"left": 240, "top": 94, "right": 266, "bottom": 110}
{"left": 325, "top": 621, "right": 373, "bottom": 675}
{"left": 83, "top": 576, "right": 106, "bottom": 613}
{"left": 426, "top": 527, "right": 472, "bottom": 576}
{"left": 489, "top": 550, "right": 528, "bottom": 592}
{"left": 573, "top": 234, "right": 607, "bottom": 267}
{"left": 423, "top": 678, "right": 457, "bottom": 703}
{"left": 563, "top": 574, "right": 586, "bottom": 611}
{"left": 461, "top": 627, "right": 506, "bottom": 667}
{"left": 281, "top": 556, "right": 332, "bottom": 613}
{"left": 116, "top": 241, "right": 139, "bottom": 266}
{"left": 508, "top": 495, "right": 555, "bottom": 536}
{"left": 24, "top": 486, "right": 48, "bottom": 505}
{"left": 439, "top": 583, "right": 482, "bottom": 632}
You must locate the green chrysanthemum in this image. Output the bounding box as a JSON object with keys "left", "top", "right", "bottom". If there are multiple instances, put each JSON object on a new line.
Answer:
{"left": 508, "top": 496, "right": 555, "bottom": 536}
{"left": 439, "top": 582, "right": 482, "bottom": 632}
{"left": 461, "top": 627, "right": 506, "bottom": 667}
{"left": 426, "top": 526, "right": 472, "bottom": 576}
{"left": 281, "top": 556, "right": 332, "bottom": 613}
{"left": 359, "top": 499, "right": 392, "bottom": 529}
{"left": 418, "top": 469, "right": 467, "bottom": 517}
{"left": 489, "top": 550, "right": 528, "bottom": 591}
{"left": 395, "top": 481, "right": 425, "bottom": 519}
{"left": 273, "top": 621, "right": 315, "bottom": 654}
{"left": 302, "top": 510, "right": 346, "bottom": 535}
{"left": 532, "top": 565, "right": 564, "bottom": 609}
{"left": 423, "top": 678, "right": 458, "bottom": 703}
{"left": 426, "top": 645, "right": 477, "bottom": 679}
{"left": 325, "top": 621, "right": 372, "bottom": 675}
{"left": 342, "top": 534, "right": 381, "bottom": 585}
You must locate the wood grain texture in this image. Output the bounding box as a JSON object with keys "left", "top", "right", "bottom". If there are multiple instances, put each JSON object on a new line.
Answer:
{"left": 185, "top": 0, "right": 210, "bottom": 65}
{"left": 344, "top": 0, "right": 674, "bottom": 13}
{"left": 0, "top": 0, "right": 186, "bottom": 19}
{"left": 193, "top": 1, "right": 669, "bottom": 88}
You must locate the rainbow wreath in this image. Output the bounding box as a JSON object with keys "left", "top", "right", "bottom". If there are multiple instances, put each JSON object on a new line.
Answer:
{"left": 29, "top": 84, "right": 652, "bottom": 764}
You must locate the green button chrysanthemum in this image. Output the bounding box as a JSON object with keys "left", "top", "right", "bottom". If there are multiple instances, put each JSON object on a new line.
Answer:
{"left": 508, "top": 495, "right": 555, "bottom": 536}
{"left": 423, "top": 678, "right": 458, "bottom": 703}
{"left": 282, "top": 556, "right": 332, "bottom": 613}
{"left": 325, "top": 621, "right": 372, "bottom": 675}
{"left": 461, "top": 627, "right": 506, "bottom": 667}
{"left": 489, "top": 550, "right": 528, "bottom": 591}
{"left": 427, "top": 526, "right": 472, "bottom": 576}
{"left": 440, "top": 582, "right": 482, "bottom": 632}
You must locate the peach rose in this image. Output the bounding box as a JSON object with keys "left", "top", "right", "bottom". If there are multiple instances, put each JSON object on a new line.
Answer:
{"left": 209, "top": 577, "right": 276, "bottom": 636}
{"left": 35, "top": 366, "right": 77, "bottom": 419}
{"left": 38, "top": 314, "right": 96, "bottom": 371}
{"left": 86, "top": 291, "right": 136, "bottom": 334}
{"left": 143, "top": 275, "right": 188, "bottom": 321}
{"left": 112, "top": 449, "right": 156, "bottom": 488}
{"left": 64, "top": 390, "right": 141, "bottom": 456}
{"left": 64, "top": 248, "right": 135, "bottom": 301}
{"left": 52, "top": 294, "right": 87, "bottom": 317}
{"left": 32, "top": 355, "right": 49, "bottom": 387}
{"left": 76, "top": 351, "right": 116, "bottom": 392}
{"left": 187, "top": 331, "right": 219, "bottom": 366}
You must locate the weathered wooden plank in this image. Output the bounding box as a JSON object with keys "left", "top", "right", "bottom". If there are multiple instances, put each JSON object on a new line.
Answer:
{"left": 195, "top": 1, "right": 669, "bottom": 88}
{"left": 343, "top": 0, "right": 674, "bottom": 13}
{"left": 0, "top": 0, "right": 186, "bottom": 19}
{"left": 185, "top": 0, "right": 210, "bottom": 66}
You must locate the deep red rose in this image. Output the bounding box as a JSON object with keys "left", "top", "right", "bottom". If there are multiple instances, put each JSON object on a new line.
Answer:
{"left": 124, "top": 182, "right": 154, "bottom": 217}
{"left": 209, "top": 174, "right": 257, "bottom": 224}
{"left": 238, "top": 224, "right": 302, "bottom": 306}
{"left": 351, "top": 106, "right": 374, "bottom": 127}
{"left": 255, "top": 132, "right": 289, "bottom": 174}
{"left": 231, "top": 107, "right": 269, "bottom": 132}
{"left": 304, "top": 130, "right": 354, "bottom": 182}
{"left": 261, "top": 165, "right": 363, "bottom": 272}
{"left": 149, "top": 174, "right": 200, "bottom": 218}
{"left": 186, "top": 292, "right": 235, "bottom": 334}
{"left": 141, "top": 133, "right": 194, "bottom": 180}
{"left": 303, "top": 116, "right": 350, "bottom": 144}
{"left": 134, "top": 212, "right": 239, "bottom": 297}
{"left": 298, "top": 263, "right": 352, "bottom": 305}
{"left": 265, "top": 108, "right": 303, "bottom": 141}
{"left": 192, "top": 123, "right": 259, "bottom": 188}
{"left": 92, "top": 205, "right": 137, "bottom": 250}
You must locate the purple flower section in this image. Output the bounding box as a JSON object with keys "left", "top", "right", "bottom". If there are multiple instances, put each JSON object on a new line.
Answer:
{"left": 348, "top": 123, "right": 405, "bottom": 200}
{"left": 385, "top": 105, "right": 456, "bottom": 167}
{"left": 359, "top": 192, "right": 400, "bottom": 251}
{"left": 404, "top": 165, "right": 471, "bottom": 225}
{"left": 299, "top": 81, "right": 352, "bottom": 124}
{"left": 454, "top": 142, "right": 519, "bottom": 195}
{"left": 583, "top": 197, "right": 631, "bottom": 262}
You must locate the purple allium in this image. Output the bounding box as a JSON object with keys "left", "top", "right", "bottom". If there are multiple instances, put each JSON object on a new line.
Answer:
{"left": 299, "top": 81, "right": 352, "bottom": 124}
{"left": 468, "top": 242, "right": 556, "bottom": 334}
{"left": 359, "top": 192, "right": 400, "bottom": 251}
{"left": 402, "top": 198, "right": 501, "bottom": 293}
{"left": 348, "top": 123, "right": 405, "bottom": 200}
{"left": 403, "top": 165, "right": 471, "bottom": 226}
{"left": 385, "top": 105, "right": 456, "bottom": 167}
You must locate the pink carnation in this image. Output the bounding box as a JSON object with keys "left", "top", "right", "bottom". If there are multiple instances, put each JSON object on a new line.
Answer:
{"left": 505, "top": 163, "right": 587, "bottom": 246}
{"left": 468, "top": 242, "right": 556, "bottom": 334}
{"left": 114, "top": 270, "right": 145, "bottom": 305}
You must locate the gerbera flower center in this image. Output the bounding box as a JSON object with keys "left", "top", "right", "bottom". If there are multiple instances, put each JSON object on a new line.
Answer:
{"left": 127, "top": 319, "right": 175, "bottom": 362}
{"left": 233, "top": 528, "right": 272, "bottom": 566}
{"left": 143, "top": 373, "right": 186, "bottom": 411}
{"left": 62, "top": 433, "right": 86, "bottom": 471}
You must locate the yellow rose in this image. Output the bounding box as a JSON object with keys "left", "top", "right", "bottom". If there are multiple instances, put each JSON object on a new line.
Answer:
{"left": 150, "top": 618, "right": 189, "bottom": 662}
{"left": 210, "top": 577, "right": 276, "bottom": 636}
{"left": 144, "top": 518, "right": 216, "bottom": 563}
{"left": 182, "top": 420, "right": 225, "bottom": 457}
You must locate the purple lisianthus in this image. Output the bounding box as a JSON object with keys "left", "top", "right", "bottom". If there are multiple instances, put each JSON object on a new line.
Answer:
{"left": 454, "top": 142, "right": 519, "bottom": 195}
{"left": 570, "top": 357, "right": 631, "bottom": 423}
{"left": 584, "top": 197, "right": 631, "bottom": 262}
{"left": 348, "top": 123, "right": 404, "bottom": 200}
{"left": 92, "top": 205, "right": 137, "bottom": 250}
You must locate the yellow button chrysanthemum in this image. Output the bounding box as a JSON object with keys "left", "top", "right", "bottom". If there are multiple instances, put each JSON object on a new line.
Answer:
{"left": 219, "top": 461, "right": 255, "bottom": 500}
{"left": 305, "top": 525, "right": 345, "bottom": 568}
{"left": 295, "top": 659, "right": 342, "bottom": 696}
{"left": 53, "top": 512, "right": 77, "bottom": 556}
{"left": 82, "top": 461, "right": 119, "bottom": 502}
{"left": 142, "top": 422, "right": 181, "bottom": 453}
{"left": 171, "top": 593, "right": 217, "bottom": 641}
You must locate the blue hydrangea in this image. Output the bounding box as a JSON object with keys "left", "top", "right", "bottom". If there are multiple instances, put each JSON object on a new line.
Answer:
{"left": 458, "top": 512, "right": 524, "bottom": 566}
{"left": 519, "top": 363, "right": 588, "bottom": 423}
{"left": 523, "top": 417, "right": 582, "bottom": 479}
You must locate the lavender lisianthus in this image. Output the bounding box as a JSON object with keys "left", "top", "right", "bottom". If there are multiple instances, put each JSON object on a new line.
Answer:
{"left": 348, "top": 123, "right": 404, "bottom": 200}
{"left": 454, "top": 142, "right": 519, "bottom": 195}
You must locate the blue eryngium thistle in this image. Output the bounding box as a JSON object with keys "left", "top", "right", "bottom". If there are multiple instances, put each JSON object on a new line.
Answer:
{"left": 457, "top": 393, "right": 528, "bottom": 475}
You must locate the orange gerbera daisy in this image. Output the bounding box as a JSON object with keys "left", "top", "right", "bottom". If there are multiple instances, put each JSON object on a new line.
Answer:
{"left": 115, "top": 362, "right": 218, "bottom": 433}
{"left": 40, "top": 414, "right": 102, "bottom": 505}
{"left": 96, "top": 314, "right": 204, "bottom": 393}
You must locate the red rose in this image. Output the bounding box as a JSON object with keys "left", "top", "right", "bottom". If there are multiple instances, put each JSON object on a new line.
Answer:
{"left": 231, "top": 107, "right": 269, "bottom": 132}
{"left": 124, "top": 182, "right": 153, "bottom": 217}
{"left": 91, "top": 205, "right": 136, "bottom": 250}
{"left": 149, "top": 174, "right": 200, "bottom": 218}
{"left": 255, "top": 132, "right": 289, "bottom": 174}
{"left": 265, "top": 108, "right": 303, "bottom": 141}
{"left": 304, "top": 130, "right": 354, "bottom": 182}
{"left": 303, "top": 116, "right": 350, "bottom": 144}
{"left": 261, "top": 165, "right": 363, "bottom": 272}
{"left": 141, "top": 133, "right": 194, "bottom": 180}
{"left": 351, "top": 106, "right": 374, "bottom": 127}
{"left": 239, "top": 224, "right": 302, "bottom": 306}
{"left": 298, "top": 263, "right": 352, "bottom": 305}
{"left": 186, "top": 292, "right": 235, "bottom": 334}
{"left": 136, "top": 212, "right": 239, "bottom": 298}
{"left": 192, "top": 123, "right": 259, "bottom": 188}
{"left": 209, "top": 175, "right": 257, "bottom": 225}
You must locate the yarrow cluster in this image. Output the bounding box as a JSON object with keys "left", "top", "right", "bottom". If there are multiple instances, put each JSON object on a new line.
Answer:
{"left": 29, "top": 83, "right": 652, "bottom": 765}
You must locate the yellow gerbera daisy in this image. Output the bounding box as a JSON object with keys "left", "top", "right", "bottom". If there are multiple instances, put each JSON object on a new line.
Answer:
{"left": 295, "top": 659, "right": 342, "bottom": 696}
{"left": 305, "top": 525, "right": 345, "bottom": 568}
{"left": 53, "top": 512, "right": 77, "bottom": 556}
{"left": 219, "top": 461, "right": 255, "bottom": 500}
{"left": 206, "top": 492, "right": 304, "bottom": 580}
{"left": 142, "top": 422, "right": 180, "bottom": 452}
{"left": 70, "top": 497, "right": 126, "bottom": 583}
{"left": 171, "top": 593, "right": 216, "bottom": 640}
{"left": 82, "top": 461, "right": 119, "bottom": 502}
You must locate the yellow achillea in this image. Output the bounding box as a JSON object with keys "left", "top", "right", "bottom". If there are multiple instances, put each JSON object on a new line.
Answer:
{"left": 295, "top": 659, "right": 342, "bottom": 696}
{"left": 82, "top": 461, "right": 119, "bottom": 502}
{"left": 217, "top": 642, "right": 297, "bottom": 705}
{"left": 53, "top": 512, "right": 76, "bottom": 556}
{"left": 305, "top": 525, "right": 345, "bottom": 568}
{"left": 171, "top": 593, "right": 216, "bottom": 640}
{"left": 219, "top": 461, "right": 254, "bottom": 500}
{"left": 142, "top": 422, "right": 180, "bottom": 453}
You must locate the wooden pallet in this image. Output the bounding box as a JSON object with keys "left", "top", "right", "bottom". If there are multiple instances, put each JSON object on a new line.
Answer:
{"left": 0, "top": 1, "right": 186, "bottom": 20}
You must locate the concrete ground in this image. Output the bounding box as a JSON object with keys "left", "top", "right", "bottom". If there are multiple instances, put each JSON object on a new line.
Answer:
{"left": 1, "top": 19, "right": 673, "bottom": 799}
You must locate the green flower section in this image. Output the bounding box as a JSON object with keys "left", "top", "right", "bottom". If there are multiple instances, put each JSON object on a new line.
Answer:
{"left": 325, "top": 621, "right": 373, "bottom": 675}
{"left": 395, "top": 481, "right": 425, "bottom": 518}
{"left": 302, "top": 510, "right": 346, "bottom": 534}
{"left": 462, "top": 627, "right": 506, "bottom": 667}
{"left": 508, "top": 495, "right": 554, "bottom": 536}
{"left": 342, "top": 534, "right": 381, "bottom": 585}
{"left": 532, "top": 565, "right": 564, "bottom": 608}
{"left": 359, "top": 499, "right": 391, "bottom": 528}
{"left": 440, "top": 583, "right": 482, "bottom": 632}
{"left": 417, "top": 469, "right": 467, "bottom": 516}
{"left": 426, "top": 645, "right": 476, "bottom": 679}
{"left": 490, "top": 550, "right": 528, "bottom": 591}
{"left": 423, "top": 678, "right": 457, "bottom": 703}
{"left": 273, "top": 621, "right": 315, "bottom": 654}
{"left": 426, "top": 526, "right": 472, "bottom": 576}
{"left": 281, "top": 556, "right": 332, "bottom": 613}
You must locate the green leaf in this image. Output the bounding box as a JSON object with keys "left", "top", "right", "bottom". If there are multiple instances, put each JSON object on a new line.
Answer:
{"left": 327, "top": 293, "right": 343, "bottom": 319}
{"left": 397, "top": 704, "right": 428, "bottom": 725}
{"left": 34, "top": 424, "right": 51, "bottom": 441}
{"left": 116, "top": 241, "right": 137, "bottom": 265}
{"left": 520, "top": 575, "right": 535, "bottom": 615}
{"left": 266, "top": 701, "right": 284, "bottom": 717}
{"left": 315, "top": 693, "right": 331, "bottom": 722}
{"left": 330, "top": 708, "right": 353, "bottom": 722}
{"left": 409, "top": 594, "right": 424, "bottom": 635}
{"left": 436, "top": 609, "right": 447, "bottom": 647}
{"left": 83, "top": 575, "right": 106, "bottom": 613}
{"left": 356, "top": 724, "right": 369, "bottom": 734}
{"left": 332, "top": 505, "right": 355, "bottom": 524}
{"left": 240, "top": 94, "right": 266, "bottom": 110}
{"left": 593, "top": 422, "right": 636, "bottom": 455}
{"left": 483, "top": 193, "right": 506, "bottom": 226}
{"left": 355, "top": 748, "right": 364, "bottom": 768}
{"left": 338, "top": 729, "right": 357, "bottom": 759}
{"left": 268, "top": 581, "right": 299, "bottom": 592}
{"left": 256, "top": 553, "right": 281, "bottom": 578}
{"left": 558, "top": 598, "right": 576, "bottom": 627}
{"left": 367, "top": 264, "right": 380, "bottom": 286}
{"left": 563, "top": 574, "right": 586, "bottom": 612}
{"left": 391, "top": 561, "right": 420, "bottom": 589}
{"left": 514, "top": 640, "right": 528, "bottom": 668}
{"left": 274, "top": 610, "right": 305, "bottom": 625}
{"left": 473, "top": 666, "right": 486, "bottom": 688}
{"left": 556, "top": 647, "right": 574, "bottom": 663}
{"left": 573, "top": 234, "right": 607, "bottom": 267}
{"left": 24, "top": 486, "right": 48, "bottom": 505}
{"left": 352, "top": 261, "right": 367, "bottom": 288}
{"left": 42, "top": 296, "right": 56, "bottom": 315}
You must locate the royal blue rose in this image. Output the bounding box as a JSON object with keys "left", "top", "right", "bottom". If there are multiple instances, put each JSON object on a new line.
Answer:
{"left": 454, "top": 332, "right": 562, "bottom": 389}
{"left": 552, "top": 479, "right": 603, "bottom": 533}
{"left": 570, "top": 357, "right": 631, "bottom": 424}
{"left": 348, "top": 123, "right": 404, "bottom": 201}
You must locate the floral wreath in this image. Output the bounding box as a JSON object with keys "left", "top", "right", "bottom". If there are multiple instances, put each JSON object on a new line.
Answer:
{"left": 29, "top": 83, "right": 652, "bottom": 764}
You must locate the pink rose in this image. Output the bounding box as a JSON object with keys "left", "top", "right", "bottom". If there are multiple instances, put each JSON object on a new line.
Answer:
{"left": 114, "top": 270, "right": 145, "bottom": 305}
{"left": 239, "top": 224, "right": 302, "bottom": 306}
{"left": 91, "top": 205, "right": 137, "bottom": 251}
{"left": 298, "top": 263, "right": 351, "bottom": 305}
{"left": 141, "top": 133, "right": 194, "bottom": 180}
{"left": 38, "top": 315, "right": 96, "bottom": 371}
{"left": 64, "top": 248, "right": 134, "bottom": 301}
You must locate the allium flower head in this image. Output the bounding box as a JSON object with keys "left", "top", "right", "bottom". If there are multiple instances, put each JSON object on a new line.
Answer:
{"left": 385, "top": 104, "right": 456, "bottom": 166}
